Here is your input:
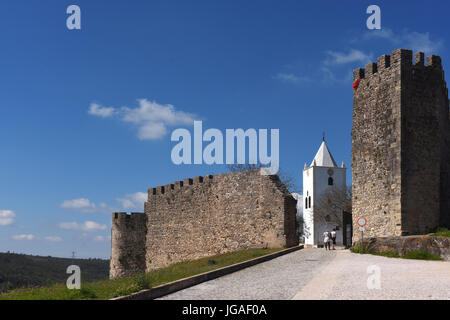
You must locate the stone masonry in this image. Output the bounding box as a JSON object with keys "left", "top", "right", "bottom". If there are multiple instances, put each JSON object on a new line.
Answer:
{"left": 352, "top": 48, "right": 450, "bottom": 241}
{"left": 110, "top": 212, "right": 147, "bottom": 278}
{"left": 110, "top": 170, "right": 298, "bottom": 278}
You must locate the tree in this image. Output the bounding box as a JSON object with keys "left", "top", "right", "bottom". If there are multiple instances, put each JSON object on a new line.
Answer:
{"left": 313, "top": 185, "right": 351, "bottom": 229}
{"left": 226, "top": 164, "right": 300, "bottom": 194}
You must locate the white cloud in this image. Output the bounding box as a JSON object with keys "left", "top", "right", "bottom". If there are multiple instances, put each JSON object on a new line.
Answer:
{"left": 88, "top": 103, "right": 115, "bottom": 118}
{"left": 12, "top": 234, "right": 35, "bottom": 240}
{"left": 58, "top": 221, "right": 107, "bottom": 232}
{"left": 324, "top": 49, "right": 373, "bottom": 65}
{"left": 45, "top": 236, "right": 63, "bottom": 242}
{"left": 88, "top": 98, "right": 198, "bottom": 140}
{"left": 275, "top": 28, "right": 443, "bottom": 88}
{"left": 61, "top": 198, "right": 95, "bottom": 210}
{"left": 58, "top": 222, "right": 79, "bottom": 230}
{"left": 320, "top": 66, "right": 353, "bottom": 84}
{"left": 61, "top": 191, "right": 149, "bottom": 214}
{"left": 116, "top": 192, "right": 147, "bottom": 210}
{"left": 363, "top": 28, "right": 397, "bottom": 42}
{"left": 403, "top": 31, "right": 443, "bottom": 54}
{"left": 363, "top": 28, "right": 443, "bottom": 54}
{"left": 93, "top": 235, "right": 106, "bottom": 242}
{"left": 60, "top": 198, "right": 116, "bottom": 214}
{"left": 121, "top": 99, "right": 195, "bottom": 125}
{"left": 318, "top": 49, "right": 371, "bottom": 84}
{"left": 0, "top": 210, "right": 15, "bottom": 226}
{"left": 79, "top": 221, "right": 107, "bottom": 231}
{"left": 274, "top": 49, "right": 372, "bottom": 86}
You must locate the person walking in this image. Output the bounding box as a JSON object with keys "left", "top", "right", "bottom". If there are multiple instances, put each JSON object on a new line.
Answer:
{"left": 331, "top": 229, "right": 337, "bottom": 250}
{"left": 323, "top": 230, "right": 330, "bottom": 250}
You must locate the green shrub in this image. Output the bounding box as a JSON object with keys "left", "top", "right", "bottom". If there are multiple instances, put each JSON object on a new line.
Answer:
{"left": 74, "top": 287, "right": 97, "bottom": 299}
{"left": 372, "top": 250, "right": 400, "bottom": 258}
{"left": 402, "top": 250, "right": 443, "bottom": 261}
{"left": 134, "top": 274, "right": 152, "bottom": 290}
{"left": 351, "top": 245, "right": 443, "bottom": 261}
{"left": 431, "top": 228, "right": 450, "bottom": 238}
{"left": 112, "top": 284, "right": 140, "bottom": 298}
{"left": 111, "top": 274, "right": 152, "bottom": 297}
{"left": 350, "top": 243, "right": 367, "bottom": 254}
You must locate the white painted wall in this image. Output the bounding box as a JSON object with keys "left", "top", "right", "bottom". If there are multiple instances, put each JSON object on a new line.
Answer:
{"left": 302, "top": 165, "right": 346, "bottom": 246}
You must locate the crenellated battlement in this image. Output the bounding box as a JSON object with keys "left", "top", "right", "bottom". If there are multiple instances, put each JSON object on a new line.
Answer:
{"left": 352, "top": 48, "right": 450, "bottom": 242}
{"left": 148, "top": 175, "right": 214, "bottom": 197}
{"left": 353, "top": 49, "right": 445, "bottom": 84}
{"left": 141, "top": 169, "right": 298, "bottom": 272}
{"left": 113, "top": 211, "right": 145, "bottom": 220}
{"left": 111, "top": 170, "right": 299, "bottom": 277}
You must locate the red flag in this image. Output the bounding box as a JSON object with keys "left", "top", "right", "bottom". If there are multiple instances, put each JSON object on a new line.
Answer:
{"left": 352, "top": 78, "right": 362, "bottom": 90}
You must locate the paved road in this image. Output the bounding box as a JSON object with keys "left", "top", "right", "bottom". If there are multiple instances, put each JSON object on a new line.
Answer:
{"left": 293, "top": 249, "right": 450, "bottom": 300}
{"left": 159, "top": 248, "right": 450, "bottom": 300}
{"left": 159, "top": 248, "right": 336, "bottom": 300}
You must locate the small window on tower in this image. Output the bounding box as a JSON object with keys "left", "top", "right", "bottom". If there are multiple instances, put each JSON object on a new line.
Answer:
{"left": 308, "top": 196, "right": 311, "bottom": 208}
{"left": 305, "top": 197, "right": 308, "bottom": 209}
{"left": 328, "top": 177, "right": 334, "bottom": 185}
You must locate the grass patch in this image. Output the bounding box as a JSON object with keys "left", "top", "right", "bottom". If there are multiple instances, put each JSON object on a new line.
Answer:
{"left": 0, "top": 273, "right": 152, "bottom": 300}
{"left": 349, "top": 243, "right": 399, "bottom": 257}
{"left": 0, "top": 247, "right": 282, "bottom": 300}
{"left": 371, "top": 250, "right": 400, "bottom": 258}
{"left": 349, "top": 243, "right": 367, "bottom": 254}
{"left": 430, "top": 228, "right": 450, "bottom": 238}
{"left": 350, "top": 245, "right": 442, "bottom": 261}
{"left": 402, "top": 250, "right": 443, "bottom": 261}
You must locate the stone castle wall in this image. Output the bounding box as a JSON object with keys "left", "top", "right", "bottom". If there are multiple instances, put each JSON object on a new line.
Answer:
{"left": 352, "top": 48, "right": 449, "bottom": 241}
{"left": 145, "top": 170, "right": 298, "bottom": 271}
{"left": 110, "top": 170, "right": 298, "bottom": 277}
{"left": 110, "top": 212, "right": 147, "bottom": 278}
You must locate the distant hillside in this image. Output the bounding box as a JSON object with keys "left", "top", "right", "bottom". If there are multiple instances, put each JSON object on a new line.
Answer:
{"left": 0, "top": 252, "right": 109, "bottom": 293}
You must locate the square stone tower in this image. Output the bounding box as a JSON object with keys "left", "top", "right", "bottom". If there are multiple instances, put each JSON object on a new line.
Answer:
{"left": 352, "top": 48, "right": 449, "bottom": 241}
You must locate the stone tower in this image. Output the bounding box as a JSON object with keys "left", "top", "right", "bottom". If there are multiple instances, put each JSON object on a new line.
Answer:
{"left": 110, "top": 212, "right": 147, "bottom": 278}
{"left": 303, "top": 139, "right": 346, "bottom": 246}
{"left": 352, "top": 48, "right": 450, "bottom": 241}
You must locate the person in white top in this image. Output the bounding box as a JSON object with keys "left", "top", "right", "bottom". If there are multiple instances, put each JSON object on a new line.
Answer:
{"left": 323, "top": 230, "right": 331, "bottom": 250}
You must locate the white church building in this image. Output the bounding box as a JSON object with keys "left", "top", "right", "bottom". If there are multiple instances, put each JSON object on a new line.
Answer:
{"left": 302, "top": 139, "right": 349, "bottom": 247}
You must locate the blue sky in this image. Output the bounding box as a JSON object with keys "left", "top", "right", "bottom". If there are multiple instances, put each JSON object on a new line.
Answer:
{"left": 0, "top": 0, "right": 448, "bottom": 258}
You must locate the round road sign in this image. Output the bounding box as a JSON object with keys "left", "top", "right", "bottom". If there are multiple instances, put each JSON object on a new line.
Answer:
{"left": 357, "top": 217, "right": 367, "bottom": 227}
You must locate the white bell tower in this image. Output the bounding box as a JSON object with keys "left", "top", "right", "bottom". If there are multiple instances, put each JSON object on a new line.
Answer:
{"left": 302, "top": 138, "right": 346, "bottom": 246}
